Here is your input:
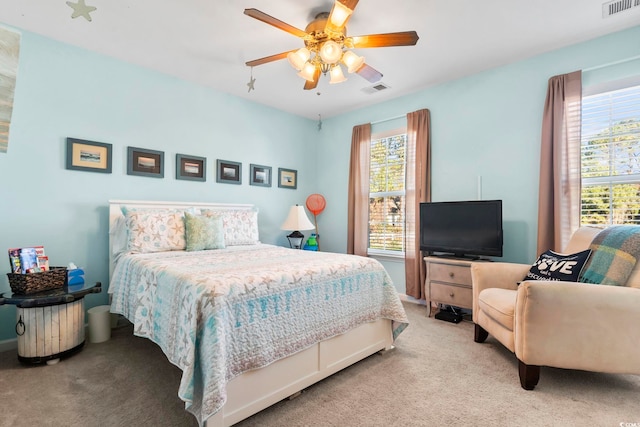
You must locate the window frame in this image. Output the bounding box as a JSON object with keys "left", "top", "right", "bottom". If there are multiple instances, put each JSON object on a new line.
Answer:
{"left": 367, "top": 127, "right": 407, "bottom": 258}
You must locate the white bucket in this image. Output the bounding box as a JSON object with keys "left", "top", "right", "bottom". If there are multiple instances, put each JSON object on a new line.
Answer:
{"left": 87, "top": 305, "right": 112, "bottom": 343}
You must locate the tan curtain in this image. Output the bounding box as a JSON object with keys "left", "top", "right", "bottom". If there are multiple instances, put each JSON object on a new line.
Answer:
{"left": 537, "top": 71, "right": 582, "bottom": 253}
{"left": 347, "top": 123, "right": 371, "bottom": 256}
{"left": 405, "top": 109, "right": 431, "bottom": 299}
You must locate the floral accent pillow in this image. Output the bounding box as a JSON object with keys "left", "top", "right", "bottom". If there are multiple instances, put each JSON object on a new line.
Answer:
{"left": 125, "top": 211, "right": 186, "bottom": 253}
{"left": 202, "top": 208, "right": 260, "bottom": 246}
{"left": 184, "top": 212, "right": 225, "bottom": 251}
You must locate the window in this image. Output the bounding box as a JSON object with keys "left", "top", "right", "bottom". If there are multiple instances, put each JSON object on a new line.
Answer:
{"left": 368, "top": 131, "right": 406, "bottom": 255}
{"left": 581, "top": 84, "right": 640, "bottom": 226}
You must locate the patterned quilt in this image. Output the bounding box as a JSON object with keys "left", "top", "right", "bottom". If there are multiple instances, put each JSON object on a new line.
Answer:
{"left": 109, "top": 244, "right": 409, "bottom": 425}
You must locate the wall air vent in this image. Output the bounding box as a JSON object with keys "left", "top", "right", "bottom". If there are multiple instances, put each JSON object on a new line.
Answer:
{"left": 361, "top": 83, "right": 390, "bottom": 94}
{"left": 602, "top": 0, "right": 640, "bottom": 17}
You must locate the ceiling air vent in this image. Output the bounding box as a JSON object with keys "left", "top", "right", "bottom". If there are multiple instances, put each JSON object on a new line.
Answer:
{"left": 361, "top": 83, "right": 390, "bottom": 94}
{"left": 602, "top": 0, "right": 640, "bottom": 17}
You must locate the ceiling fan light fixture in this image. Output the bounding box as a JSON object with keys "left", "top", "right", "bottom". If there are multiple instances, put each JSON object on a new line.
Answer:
{"left": 287, "top": 48, "right": 310, "bottom": 71}
{"left": 342, "top": 50, "right": 365, "bottom": 73}
{"left": 329, "top": 65, "right": 347, "bottom": 84}
{"left": 329, "top": 2, "right": 352, "bottom": 28}
{"left": 319, "top": 41, "right": 342, "bottom": 64}
{"left": 297, "top": 62, "right": 317, "bottom": 82}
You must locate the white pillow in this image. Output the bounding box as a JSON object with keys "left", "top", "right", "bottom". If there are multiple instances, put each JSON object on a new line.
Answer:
{"left": 202, "top": 208, "right": 260, "bottom": 246}
{"left": 125, "top": 210, "right": 186, "bottom": 253}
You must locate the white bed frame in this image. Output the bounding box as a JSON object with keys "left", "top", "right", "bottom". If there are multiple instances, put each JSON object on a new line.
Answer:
{"left": 108, "top": 200, "right": 394, "bottom": 426}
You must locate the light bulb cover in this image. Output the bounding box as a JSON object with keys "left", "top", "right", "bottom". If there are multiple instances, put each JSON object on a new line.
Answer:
{"left": 329, "top": 65, "right": 347, "bottom": 84}
{"left": 287, "top": 48, "right": 310, "bottom": 71}
{"left": 329, "top": 2, "right": 352, "bottom": 28}
{"left": 297, "top": 62, "right": 317, "bottom": 82}
{"left": 319, "top": 41, "right": 342, "bottom": 64}
{"left": 342, "top": 50, "right": 365, "bottom": 73}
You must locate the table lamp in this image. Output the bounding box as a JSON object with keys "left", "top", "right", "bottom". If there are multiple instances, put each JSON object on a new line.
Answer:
{"left": 281, "top": 204, "right": 315, "bottom": 249}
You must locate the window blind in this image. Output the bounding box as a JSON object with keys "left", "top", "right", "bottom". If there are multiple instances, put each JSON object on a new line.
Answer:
{"left": 581, "top": 84, "right": 640, "bottom": 225}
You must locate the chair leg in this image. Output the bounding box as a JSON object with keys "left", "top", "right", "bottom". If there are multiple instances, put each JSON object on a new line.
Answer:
{"left": 474, "top": 324, "right": 489, "bottom": 343}
{"left": 518, "top": 360, "right": 540, "bottom": 390}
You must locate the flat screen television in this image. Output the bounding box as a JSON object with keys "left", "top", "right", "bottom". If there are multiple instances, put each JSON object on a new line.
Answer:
{"left": 420, "top": 200, "right": 503, "bottom": 258}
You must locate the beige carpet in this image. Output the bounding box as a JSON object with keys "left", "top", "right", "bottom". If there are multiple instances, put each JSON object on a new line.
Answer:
{"left": 0, "top": 302, "right": 638, "bottom": 427}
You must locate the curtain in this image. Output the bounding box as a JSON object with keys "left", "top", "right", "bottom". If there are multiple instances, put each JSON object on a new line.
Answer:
{"left": 537, "top": 71, "right": 582, "bottom": 253}
{"left": 347, "top": 123, "right": 371, "bottom": 256}
{"left": 405, "top": 109, "right": 431, "bottom": 299}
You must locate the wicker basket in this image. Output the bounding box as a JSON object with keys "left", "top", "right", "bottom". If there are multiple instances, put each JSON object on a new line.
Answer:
{"left": 7, "top": 267, "right": 67, "bottom": 295}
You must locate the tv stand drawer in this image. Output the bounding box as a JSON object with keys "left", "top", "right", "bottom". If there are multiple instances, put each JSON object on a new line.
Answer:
{"left": 429, "top": 282, "right": 472, "bottom": 309}
{"left": 428, "top": 263, "right": 471, "bottom": 284}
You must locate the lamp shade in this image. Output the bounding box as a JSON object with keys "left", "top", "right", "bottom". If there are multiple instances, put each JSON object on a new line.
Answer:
{"left": 329, "top": 2, "right": 352, "bottom": 28}
{"left": 329, "top": 65, "right": 347, "bottom": 84}
{"left": 281, "top": 205, "right": 315, "bottom": 231}
{"left": 287, "top": 48, "right": 310, "bottom": 71}
{"left": 319, "top": 40, "right": 342, "bottom": 64}
{"left": 342, "top": 50, "right": 365, "bottom": 74}
{"left": 297, "top": 62, "right": 317, "bottom": 82}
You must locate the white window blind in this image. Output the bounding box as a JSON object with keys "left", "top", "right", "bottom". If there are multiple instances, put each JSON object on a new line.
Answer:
{"left": 581, "top": 84, "right": 640, "bottom": 226}
{"left": 369, "top": 133, "right": 406, "bottom": 254}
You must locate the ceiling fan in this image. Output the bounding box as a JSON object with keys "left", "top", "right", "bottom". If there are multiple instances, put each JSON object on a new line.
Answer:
{"left": 244, "top": 0, "right": 419, "bottom": 90}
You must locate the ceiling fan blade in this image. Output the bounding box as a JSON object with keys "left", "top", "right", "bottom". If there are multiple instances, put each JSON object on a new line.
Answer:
{"left": 244, "top": 8, "right": 308, "bottom": 38}
{"left": 325, "top": 0, "right": 359, "bottom": 33}
{"left": 350, "top": 31, "right": 419, "bottom": 48}
{"left": 356, "top": 63, "right": 383, "bottom": 83}
{"left": 246, "top": 50, "right": 297, "bottom": 67}
{"left": 303, "top": 68, "right": 321, "bottom": 90}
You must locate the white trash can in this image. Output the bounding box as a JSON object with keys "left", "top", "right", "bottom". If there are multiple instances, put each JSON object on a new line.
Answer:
{"left": 88, "top": 305, "right": 112, "bottom": 343}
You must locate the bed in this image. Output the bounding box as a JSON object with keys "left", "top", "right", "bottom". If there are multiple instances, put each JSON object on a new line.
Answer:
{"left": 108, "top": 200, "right": 409, "bottom": 426}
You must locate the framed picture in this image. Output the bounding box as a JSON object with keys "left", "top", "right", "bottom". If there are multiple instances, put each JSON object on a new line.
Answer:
{"left": 216, "top": 159, "right": 242, "bottom": 185}
{"left": 65, "top": 138, "right": 112, "bottom": 173}
{"left": 176, "top": 154, "right": 206, "bottom": 182}
{"left": 127, "top": 146, "right": 164, "bottom": 178}
{"left": 250, "top": 164, "right": 272, "bottom": 187}
{"left": 278, "top": 168, "right": 297, "bottom": 189}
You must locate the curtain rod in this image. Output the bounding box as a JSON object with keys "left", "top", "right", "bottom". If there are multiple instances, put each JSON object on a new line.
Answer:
{"left": 370, "top": 114, "right": 406, "bottom": 125}
{"left": 582, "top": 54, "right": 640, "bottom": 72}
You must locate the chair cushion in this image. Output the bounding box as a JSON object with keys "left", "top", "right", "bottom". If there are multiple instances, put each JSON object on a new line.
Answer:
{"left": 477, "top": 288, "right": 517, "bottom": 331}
{"left": 524, "top": 249, "right": 591, "bottom": 282}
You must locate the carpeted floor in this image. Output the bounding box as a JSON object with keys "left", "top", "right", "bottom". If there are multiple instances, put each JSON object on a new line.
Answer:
{"left": 0, "top": 301, "right": 638, "bottom": 426}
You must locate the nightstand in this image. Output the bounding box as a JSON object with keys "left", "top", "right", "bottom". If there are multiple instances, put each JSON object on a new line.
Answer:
{"left": 0, "top": 282, "right": 102, "bottom": 364}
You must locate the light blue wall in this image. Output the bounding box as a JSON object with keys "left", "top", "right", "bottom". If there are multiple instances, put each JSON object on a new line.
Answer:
{"left": 0, "top": 28, "right": 319, "bottom": 341}
{"left": 316, "top": 26, "right": 640, "bottom": 285}
{"left": 1, "top": 24, "right": 639, "bottom": 342}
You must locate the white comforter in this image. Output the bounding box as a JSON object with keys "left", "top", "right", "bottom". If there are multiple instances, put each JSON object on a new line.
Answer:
{"left": 109, "top": 244, "right": 409, "bottom": 424}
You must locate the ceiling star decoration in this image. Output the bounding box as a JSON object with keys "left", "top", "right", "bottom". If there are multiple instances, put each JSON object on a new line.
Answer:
{"left": 247, "top": 68, "right": 256, "bottom": 93}
{"left": 66, "top": 0, "right": 97, "bottom": 22}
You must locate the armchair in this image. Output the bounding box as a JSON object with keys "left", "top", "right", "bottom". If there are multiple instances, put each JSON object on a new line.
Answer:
{"left": 471, "top": 226, "right": 640, "bottom": 390}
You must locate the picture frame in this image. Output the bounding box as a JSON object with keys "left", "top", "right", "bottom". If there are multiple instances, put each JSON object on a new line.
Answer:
{"left": 216, "top": 159, "right": 242, "bottom": 185}
{"left": 127, "top": 146, "right": 164, "bottom": 178}
{"left": 176, "top": 154, "right": 206, "bottom": 182}
{"left": 65, "top": 138, "right": 112, "bottom": 173}
{"left": 278, "top": 168, "right": 297, "bottom": 189}
{"left": 249, "top": 163, "right": 272, "bottom": 187}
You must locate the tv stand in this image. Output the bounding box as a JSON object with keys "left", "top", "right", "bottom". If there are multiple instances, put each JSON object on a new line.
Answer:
{"left": 424, "top": 256, "right": 476, "bottom": 317}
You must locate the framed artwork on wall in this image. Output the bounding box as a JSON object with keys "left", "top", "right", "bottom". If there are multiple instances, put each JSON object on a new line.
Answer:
{"left": 176, "top": 154, "right": 206, "bottom": 182}
{"left": 65, "top": 137, "right": 112, "bottom": 173}
{"left": 250, "top": 164, "right": 272, "bottom": 187}
{"left": 216, "top": 159, "right": 242, "bottom": 185}
{"left": 127, "top": 147, "right": 164, "bottom": 178}
{"left": 278, "top": 168, "right": 297, "bottom": 189}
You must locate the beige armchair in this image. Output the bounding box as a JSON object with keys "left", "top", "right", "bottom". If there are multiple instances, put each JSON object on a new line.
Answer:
{"left": 471, "top": 226, "right": 640, "bottom": 390}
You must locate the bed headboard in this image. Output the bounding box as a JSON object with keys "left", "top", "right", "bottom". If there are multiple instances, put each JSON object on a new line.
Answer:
{"left": 108, "top": 199, "right": 255, "bottom": 282}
